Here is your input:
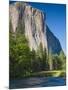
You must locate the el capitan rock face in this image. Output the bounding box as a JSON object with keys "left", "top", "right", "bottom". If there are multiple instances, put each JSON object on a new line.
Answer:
{"left": 9, "top": 2, "right": 62, "bottom": 54}
{"left": 46, "top": 25, "right": 62, "bottom": 54}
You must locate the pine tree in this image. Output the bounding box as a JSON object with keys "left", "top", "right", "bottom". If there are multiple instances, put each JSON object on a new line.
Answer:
{"left": 48, "top": 48, "right": 53, "bottom": 70}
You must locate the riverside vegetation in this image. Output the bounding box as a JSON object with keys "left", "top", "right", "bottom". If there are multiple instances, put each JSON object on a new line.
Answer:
{"left": 9, "top": 21, "right": 66, "bottom": 79}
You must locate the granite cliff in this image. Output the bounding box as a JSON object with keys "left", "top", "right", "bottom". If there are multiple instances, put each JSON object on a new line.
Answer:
{"left": 9, "top": 2, "right": 62, "bottom": 54}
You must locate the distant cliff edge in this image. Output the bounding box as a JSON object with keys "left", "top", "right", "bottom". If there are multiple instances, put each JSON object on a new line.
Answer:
{"left": 9, "top": 2, "right": 63, "bottom": 55}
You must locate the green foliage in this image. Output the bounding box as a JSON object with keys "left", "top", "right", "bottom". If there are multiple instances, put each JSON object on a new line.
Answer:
{"left": 36, "top": 43, "right": 49, "bottom": 71}
{"left": 9, "top": 23, "right": 66, "bottom": 78}
{"left": 58, "top": 51, "right": 66, "bottom": 70}
{"left": 52, "top": 51, "right": 66, "bottom": 70}
{"left": 48, "top": 49, "right": 53, "bottom": 70}
{"left": 9, "top": 32, "right": 49, "bottom": 79}
{"left": 9, "top": 33, "right": 31, "bottom": 78}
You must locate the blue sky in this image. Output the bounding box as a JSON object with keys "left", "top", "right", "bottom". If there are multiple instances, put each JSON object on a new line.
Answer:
{"left": 28, "top": 2, "right": 66, "bottom": 54}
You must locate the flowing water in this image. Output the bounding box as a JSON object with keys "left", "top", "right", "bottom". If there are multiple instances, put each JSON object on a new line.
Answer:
{"left": 9, "top": 77, "right": 66, "bottom": 89}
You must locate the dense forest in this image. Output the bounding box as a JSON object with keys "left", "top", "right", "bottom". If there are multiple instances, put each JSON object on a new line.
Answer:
{"left": 9, "top": 21, "right": 66, "bottom": 79}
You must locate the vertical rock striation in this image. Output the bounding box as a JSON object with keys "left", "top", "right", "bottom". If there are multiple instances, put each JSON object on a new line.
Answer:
{"left": 9, "top": 2, "right": 62, "bottom": 54}
{"left": 24, "top": 4, "right": 48, "bottom": 51}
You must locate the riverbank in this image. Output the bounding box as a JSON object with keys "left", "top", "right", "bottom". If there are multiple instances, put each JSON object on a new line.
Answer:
{"left": 30, "top": 70, "right": 66, "bottom": 77}
{"left": 10, "top": 70, "right": 66, "bottom": 81}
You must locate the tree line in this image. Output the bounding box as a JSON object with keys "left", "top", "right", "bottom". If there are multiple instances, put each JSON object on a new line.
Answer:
{"left": 9, "top": 32, "right": 66, "bottom": 79}
{"left": 9, "top": 21, "right": 66, "bottom": 79}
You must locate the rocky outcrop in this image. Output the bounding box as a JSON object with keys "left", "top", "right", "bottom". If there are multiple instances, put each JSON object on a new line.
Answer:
{"left": 9, "top": 2, "right": 62, "bottom": 54}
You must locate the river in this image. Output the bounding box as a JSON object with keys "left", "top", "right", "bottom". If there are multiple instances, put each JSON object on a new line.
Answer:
{"left": 10, "top": 77, "right": 66, "bottom": 89}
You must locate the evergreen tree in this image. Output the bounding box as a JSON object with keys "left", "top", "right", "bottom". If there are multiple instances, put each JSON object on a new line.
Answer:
{"left": 48, "top": 48, "right": 53, "bottom": 70}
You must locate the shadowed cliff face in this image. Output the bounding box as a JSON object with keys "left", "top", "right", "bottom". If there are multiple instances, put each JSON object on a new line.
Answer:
{"left": 46, "top": 25, "right": 62, "bottom": 54}
{"left": 9, "top": 2, "right": 62, "bottom": 54}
